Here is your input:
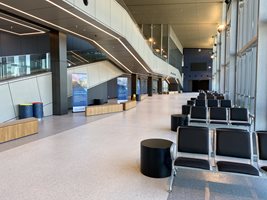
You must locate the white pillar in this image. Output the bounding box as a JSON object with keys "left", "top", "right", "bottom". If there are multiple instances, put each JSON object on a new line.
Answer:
{"left": 255, "top": 0, "right": 267, "bottom": 130}
{"left": 228, "top": 0, "right": 238, "bottom": 103}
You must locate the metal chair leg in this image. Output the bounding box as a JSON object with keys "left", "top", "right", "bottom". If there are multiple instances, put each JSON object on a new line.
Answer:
{"left": 169, "top": 167, "right": 175, "bottom": 192}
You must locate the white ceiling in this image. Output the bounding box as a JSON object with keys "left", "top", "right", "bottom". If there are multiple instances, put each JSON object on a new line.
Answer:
{"left": 123, "top": 0, "right": 223, "bottom": 48}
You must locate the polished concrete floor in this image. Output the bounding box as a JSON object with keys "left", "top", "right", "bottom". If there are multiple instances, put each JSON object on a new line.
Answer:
{"left": 0, "top": 93, "right": 267, "bottom": 200}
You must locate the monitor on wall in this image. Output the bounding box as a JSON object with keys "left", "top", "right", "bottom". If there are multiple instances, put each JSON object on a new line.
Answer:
{"left": 190, "top": 62, "right": 207, "bottom": 71}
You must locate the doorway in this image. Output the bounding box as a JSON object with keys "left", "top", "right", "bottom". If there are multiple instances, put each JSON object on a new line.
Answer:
{"left": 192, "top": 80, "right": 209, "bottom": 92}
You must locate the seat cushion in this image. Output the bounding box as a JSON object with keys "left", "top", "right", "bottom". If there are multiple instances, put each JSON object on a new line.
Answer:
{"left": 231, "top": 122, "right": 250, "bottom": 126}
{"left": 261, "top": 166, "right": 267, "bottom": 172}
{"left": 210, "top": 121, "right": 228, "bottom": 125}
{"left": 217, "top": 161, "right": 259, "bottom": 176}
{"left": 174, "top": 157, "right": 210, "bottom": 170}
{"left": 190, "top": 120, "right": 207, "bottom": 123}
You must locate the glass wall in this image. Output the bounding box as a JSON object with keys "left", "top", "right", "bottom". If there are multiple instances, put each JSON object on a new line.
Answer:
{"left": 169, "top": 38, "right": 183, "bottom": 73}
{"left": 0, "top": 31, "right": 50, "bottom": 81}
{"left": 235, "top": 0, "right": 258, "bottom": 115}
{"left": 0, "top": 53, "right": 50, "bottom": 80}
{"left": 139, "top": 24, "right": 181, "bottom": 68}
{"left": 67, "top": 35, "right": 107, "bottom": 67}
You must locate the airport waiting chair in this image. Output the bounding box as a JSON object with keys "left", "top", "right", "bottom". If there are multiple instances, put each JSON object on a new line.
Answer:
{"left": 169, "top": 126, "right": 211, "bottom": 191}
{"left": 187, "top": 100, "right": 195, "bottom": 106}
{"left": 195, "top": 99, "right": 206, "bottom": 107}
{"left": 256, "top": 131, "right": 267, "bottom": 175}
{"left": 197, "top": 95, "right": 206, "bottom": 100}
{"left": 207, "top": 95, "right": 215, "bottom": 100}
{"left": 208, "top": 99, "right": 219, "bottom": 107}
{"left": 182, "top": 105, "right": 191, "bottom": 115}
{"left": 214, "top": 128, "right": 259, "bottom": 176}
{"left": 209, "top": 107, "right": 228, "bottom": 125}
{"left": 216, "top": 95, "right": 224, "bottom": 100}
{"left": 189, "top": 106, "right": 208, "bottom": 124}
{"left": 220, "top": 99, "right": 232, "bottom": 108}
{"left": 229, "top": 108, "right": 251, "bottom": 127}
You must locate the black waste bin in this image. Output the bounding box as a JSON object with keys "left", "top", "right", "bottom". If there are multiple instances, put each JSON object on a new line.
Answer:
{"left": 171, "top": 114, "right": 188, "bottom": 131}
{"left": 19, "top": 104, "right": 33, "bottom": 119}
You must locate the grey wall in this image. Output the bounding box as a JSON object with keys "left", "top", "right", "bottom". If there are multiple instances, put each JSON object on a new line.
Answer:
{"left": 0, "top": 32, "right": 50, "bottom": 56}
{"left": 183, "top": 48, "right": 213, "bottom": 92}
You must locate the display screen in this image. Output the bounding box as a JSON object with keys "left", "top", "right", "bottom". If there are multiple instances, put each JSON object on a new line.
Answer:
{"left": 190, "top": 62, "right": 207, "bottom": 71}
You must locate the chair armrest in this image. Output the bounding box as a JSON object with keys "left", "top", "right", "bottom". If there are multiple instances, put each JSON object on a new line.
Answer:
{"left": 249, "top": 114, "right": 254, "bottom": 124}
{"left": 170, "top": 143, "right": 177, "bottom": 160}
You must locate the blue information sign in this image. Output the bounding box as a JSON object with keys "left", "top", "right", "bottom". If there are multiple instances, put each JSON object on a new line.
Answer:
{"left": 72, "top": 73, "right": 88, "bottom": 112}
{"left": 137, "top": 79, "right": 141, "bottom": 95}
{"left": 117, "top": 77, "right": 128, "bottom": 103}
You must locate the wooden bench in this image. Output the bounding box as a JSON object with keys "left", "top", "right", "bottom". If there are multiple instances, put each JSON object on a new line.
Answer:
{"left": 123, "top": 101, "right": 137, "bottom": 111}
{"left": 85, "top": 104, "right": 123, "bottom": 116}
{"left": 140, "top": 94, "right": 148, "bottom": 101}
{"left": 0, "top": 118, "right": 38, "bottom": 143}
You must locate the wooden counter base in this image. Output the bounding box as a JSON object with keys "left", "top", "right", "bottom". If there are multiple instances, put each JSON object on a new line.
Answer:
{"left": 123, "top": 101, "right": 137, "bottom": 111}
{"left": 0, "top": 118, "right": 38, "bottom": 143}
{"left": 85, "top": 104, "right": 123, "bottom": 116}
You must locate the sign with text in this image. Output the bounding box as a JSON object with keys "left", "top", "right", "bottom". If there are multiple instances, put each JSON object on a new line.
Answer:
{"left": 72, "top": 73, "right": 88, "bottom": 112}
{"left": 137, "top": 79, "right": 141, "bottom": 95}
{"left": 117, "top": 77, "right": 128, "bottom": 103}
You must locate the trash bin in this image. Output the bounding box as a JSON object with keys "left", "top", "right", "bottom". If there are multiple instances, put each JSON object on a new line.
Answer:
{"left": 136, "top": 94, "right": 141, "bottom": 101}
{"left": 19, "top": 104, "right": 33, "bottom": 119}
{"left": 32, "top": 102, "right": 43, "bottom": 120}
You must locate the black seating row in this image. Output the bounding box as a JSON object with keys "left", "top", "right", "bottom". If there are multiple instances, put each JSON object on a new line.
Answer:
{"left": 196, "top": 91, "right": 225, "bottom": 100}
{"left": 182, "top": 106, "right": 252, "bottom": 128}
{"left": 169, "top": 126, "right": 261, "bottom": 191}
{"left": 187, "top": 99, "right": 232, "bottom": 107}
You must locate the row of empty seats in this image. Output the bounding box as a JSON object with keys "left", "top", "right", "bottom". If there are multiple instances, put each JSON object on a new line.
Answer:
{"left": 187, "top": 99, "right": 232, "bottom": 108}
{"left": 196, "top": 91, "right": 225, "bottom": 100}
{"left": 169, "top": 126, "right": 267, "bottom": 191}
{"left": 182, "top": 106, "right": 252, "bottom": 128}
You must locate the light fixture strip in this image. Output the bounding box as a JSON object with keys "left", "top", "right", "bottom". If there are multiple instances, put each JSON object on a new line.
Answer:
{"left": 0, "top": 16, "right": 44, "bottom": 33}
{"left": 0, "top": 28, "right": 21, "bottom": 35}
{"left": 72, "top": 55, "right": 85, "bottom": 63}
{"left": 70, "top": 51, "right": 89, "bottom": 63}
{"left": 67, "top": 59, "right": 76, "bottom": 65}
{"left": 0, "top": 2, "right": 132, "bottom": 73}
{"left": 45, "top": 0, "right": 150, "bottom": 73}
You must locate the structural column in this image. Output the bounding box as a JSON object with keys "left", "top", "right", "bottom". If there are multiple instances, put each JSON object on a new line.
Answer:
{"left": 131, "top": 74, "right": 137, "bottom": 98}
{"left": 50, "top": 31, "right": 68, "bottom": 115}
{"left": 147, "top": 76, "right": 153, "bottom": 96}
{"left": 157, "top": 78, "right": 163, "bottom": 94}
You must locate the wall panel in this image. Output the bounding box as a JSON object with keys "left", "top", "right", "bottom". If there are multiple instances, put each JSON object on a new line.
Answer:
{"left": 0, "top": 83, "right": 16, "bottom": 122}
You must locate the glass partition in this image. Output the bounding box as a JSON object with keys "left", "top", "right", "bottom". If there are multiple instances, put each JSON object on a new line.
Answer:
{"left": 0, "top": 53, "right": 50, "bottom": 81}
{"left": 67, "top": 50, "right": 106, "bottom": 67}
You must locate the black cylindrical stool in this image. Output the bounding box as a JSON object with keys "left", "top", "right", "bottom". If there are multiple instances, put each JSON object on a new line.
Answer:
{"left": 32, "top": 102, "right": 43, "bottom": 120}
{"left": 140, "top": 139, "right": 172, "bottom": 178}
{"left": 136, "top": 94, "right": 141, "bottom": 101}
{"left": 171, "top": 114, "right": 188, "bottom": 131}
{"left": 19, "top": 104, "right": 33, "bottom": 119}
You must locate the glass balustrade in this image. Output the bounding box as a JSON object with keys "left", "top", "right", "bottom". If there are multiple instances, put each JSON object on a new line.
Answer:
{"left": 0, "top": 53, "right": 50, "bottom": 81}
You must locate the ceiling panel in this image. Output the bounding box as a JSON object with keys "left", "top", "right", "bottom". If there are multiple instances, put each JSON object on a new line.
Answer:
{"left": 123, "top": 0, "right": 223, "bottom": 48}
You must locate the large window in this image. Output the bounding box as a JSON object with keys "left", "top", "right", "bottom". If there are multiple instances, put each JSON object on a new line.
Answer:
{"left": 235, "top": 0, "right": 258, "bottom": 115}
